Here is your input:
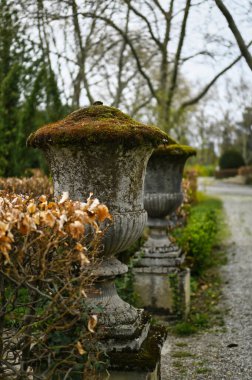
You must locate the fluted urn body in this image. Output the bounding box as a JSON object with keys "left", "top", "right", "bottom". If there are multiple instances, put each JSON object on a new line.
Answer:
{"left": 27, "top": 104, "right": 171, "bottom": 350}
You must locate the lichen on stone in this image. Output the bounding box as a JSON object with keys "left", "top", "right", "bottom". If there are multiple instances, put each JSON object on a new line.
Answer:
{"left": 27, "top": 105, "right": 176, "bottom": 149}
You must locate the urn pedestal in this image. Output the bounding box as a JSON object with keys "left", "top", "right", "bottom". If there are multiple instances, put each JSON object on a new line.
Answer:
{"left": 28, "top": 104, "right": 172, "bottom": 377}
{"left": 133, "top": 145, "right": 196, "bottom": 320}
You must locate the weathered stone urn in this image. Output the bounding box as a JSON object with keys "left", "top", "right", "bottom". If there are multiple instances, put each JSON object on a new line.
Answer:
{"left": 27, "top": 104, "right": 171, "bottom": 376}
{"left": 133, "top": 144, "right": 196, "bottom": 319}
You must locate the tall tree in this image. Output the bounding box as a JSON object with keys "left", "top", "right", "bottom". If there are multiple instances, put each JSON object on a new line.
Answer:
{"left": 0, "top": 0, "right": 23, "bottom": 176}
{"left": 0, "top": 0, "right": 67, "bottom": 177}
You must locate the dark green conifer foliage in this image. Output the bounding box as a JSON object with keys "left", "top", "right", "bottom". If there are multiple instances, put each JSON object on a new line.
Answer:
{"left": 0, "top": 0, "right": 22, "bottom": 176}
{"left": 0, "top": 0, "right": 66, "bottom": 176}
{"left": 20, "top": 65, "right": 65, "bottom": 172}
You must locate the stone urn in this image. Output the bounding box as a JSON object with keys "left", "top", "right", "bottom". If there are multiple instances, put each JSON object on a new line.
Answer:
{"left": 133, "top": 144, "right": 196, "bottom": 319}
{"left": 27, "top": 103, "right": 170, "bottom": 374}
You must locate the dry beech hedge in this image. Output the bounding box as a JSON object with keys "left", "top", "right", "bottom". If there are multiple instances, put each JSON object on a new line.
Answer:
{"left": 0, "top": 190, "right": 111, "bottom": 379}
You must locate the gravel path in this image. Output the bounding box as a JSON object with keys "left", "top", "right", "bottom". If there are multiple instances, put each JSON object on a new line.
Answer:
{"left": 161, "top": 179, "right": 252, "bottom": 380}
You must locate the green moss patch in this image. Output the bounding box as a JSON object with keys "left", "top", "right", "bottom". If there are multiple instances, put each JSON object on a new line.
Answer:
{"left": 153, "top": 144, "right": 197, "bottom": 158}
{"left": 27, "top": 105, "right": 174, "bottom": 148}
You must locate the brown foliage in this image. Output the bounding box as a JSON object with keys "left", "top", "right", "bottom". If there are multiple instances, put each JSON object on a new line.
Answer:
{"left": 174, "top": 170, "right": 198, "bottom": 225}
{"left": 238, "top": 166, "right": 252, "bottom": 176}
{"left": 215, "top": 168, "right": 238, "bottom": 178}
{"left": 0, "top": 171, "right": 52, "bottom": 196}
{"left": 0, "top": 191, "right": 111, "bottom": 379}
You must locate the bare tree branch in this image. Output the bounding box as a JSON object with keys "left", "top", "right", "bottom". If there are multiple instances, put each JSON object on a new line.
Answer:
{"left": 78, "top": 12, "right": 158, "bottom": 101}
{"left": 215, "top": 0, "right": 252, "bottom": 71}
{"left": 179, "top": 40, "right": 252, "bottom": 110}
{"left": 123, "top": 0, "right": 163, "bottom": 49}
{"left": 71, "top": 0, "right": 94, "bottom": 106}
{"left": 166, "top": 0, "right": 191, "bottom": 114}
{"left": 113, "top": 4, "right": 131, "bottom": 107}
{"left": 152, "top": 0, "right": 167, "bottom": 18}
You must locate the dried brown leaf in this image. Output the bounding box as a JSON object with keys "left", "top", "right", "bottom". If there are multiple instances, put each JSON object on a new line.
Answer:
{"left": 88, "top": 315, "right": 98, "bottom": 333}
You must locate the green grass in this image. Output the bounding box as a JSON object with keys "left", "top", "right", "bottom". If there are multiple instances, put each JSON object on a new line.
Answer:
{"left": 196, "top": 367, "right": 211, "bottom": 374}
{"left": 173, "top": 192, "right": 225, "bottom": 276}
{"left": 172, "top": 322, "right": 198, "bottom": 336}
{"left": 186, "top": 164, "right": 216, "bottom": 177}
{"left": 172, "top": 351, "right": 195, "bottom": 358}
{"left": 175, "top": 342, "right": 188, "bottom": 348}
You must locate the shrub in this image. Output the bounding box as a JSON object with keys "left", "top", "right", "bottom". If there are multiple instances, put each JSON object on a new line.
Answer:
{"left": 0, "top": 191, "right": 111, "bottom": 379}
{"left": 238, "top": 166, "right": 252, "bottom": 176}
{"left": 172, "top": 172, "right": 198, "bottom": 229}
{"left": 0, "top": 170, "right": 52, "bottom": 196}
{"left": 173, "top": 195, "right": 222, "bottom": 275}
{"left": 219, "top": 149, "right": 245, "bottom": 170}
{"left": 184, "top": 169, "right": 198, "bottom": 204}
{"left": 187, "top": 164, "right": 216, "bottom": 177}
{"left": 238, "top": 166, "right": 252, "bottom": 184}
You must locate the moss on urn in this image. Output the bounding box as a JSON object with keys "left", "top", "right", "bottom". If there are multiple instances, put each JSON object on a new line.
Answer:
{"left": 27, "top": 104, "right": 175, "bottom": 149}
{"left": 152, "top": 144, "right": 197, "bottom": 158}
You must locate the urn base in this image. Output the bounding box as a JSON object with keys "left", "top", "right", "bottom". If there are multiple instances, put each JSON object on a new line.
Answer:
{"left": 87, "top": 258, "right": 152, "bottom": 351}
{"left": 86, "top": 257, "right": 166, "bottom": 378}
{"left": 132, "top": 227, "right": 190, "bottom": 319}
{"left": 133, "top": 269, "right": 190, "bottom": 320}
{"left": 105, "top": 323, "right": 167, "bottom": 379}
{"left": 133, "top": 227, "right": 184, "bottom": 271}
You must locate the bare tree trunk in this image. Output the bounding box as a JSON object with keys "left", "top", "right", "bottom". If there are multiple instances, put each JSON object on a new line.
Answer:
{"left": 157, "top": 0, "right": 174, "bottom": 130}
{"left": 165, "top": 0, "right": 191, "bottom": 127}
{"left": 112, "top": 4, "right": 130, "bottom": 108}
{"left": 71, "top": 0, "right": 94, "bottom": 107}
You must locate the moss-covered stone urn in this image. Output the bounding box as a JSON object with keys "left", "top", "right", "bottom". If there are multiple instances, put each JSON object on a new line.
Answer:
{"left": 144, "top": 144, "right": 196, "bottom": 220}
{"left": 27, "top": 104, "right": 170, "bottom": 364}
{"left": 134, "top": 144, "right": 196, "bottom": 319}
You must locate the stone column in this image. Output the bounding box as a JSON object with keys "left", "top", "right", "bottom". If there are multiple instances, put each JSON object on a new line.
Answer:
{"left": 27, "top": 103, "right": 173, "bottom": 377}
{"left": 133, "top": 144, "right": 196, "bottom": 320}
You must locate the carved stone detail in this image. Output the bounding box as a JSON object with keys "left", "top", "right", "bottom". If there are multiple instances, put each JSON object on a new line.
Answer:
{"left": 144, "top": 192, "right": 183, "bottom": 218}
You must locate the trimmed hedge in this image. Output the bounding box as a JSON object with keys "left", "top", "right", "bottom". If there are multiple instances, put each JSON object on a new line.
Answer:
{"left": 219, "top": 149, "right": 245, "bottom": 170}
{"left": 173, "top": 195, "right": 222, "bottom": 275}
{"left": 215, "top": 168, "right": 238, "bottom": 178}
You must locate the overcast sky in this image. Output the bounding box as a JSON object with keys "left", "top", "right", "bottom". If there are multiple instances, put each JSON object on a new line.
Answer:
{"left": 182, "top": 0, "right": 252, "bottom": 121}
{"left": 46, "top": 0, "right": 252, "bottom": 125}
